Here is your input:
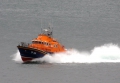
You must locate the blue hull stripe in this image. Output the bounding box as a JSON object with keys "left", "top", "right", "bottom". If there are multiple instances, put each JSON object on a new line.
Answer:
{"left": 17, "top": 46, "right": 47, "bottom": 58}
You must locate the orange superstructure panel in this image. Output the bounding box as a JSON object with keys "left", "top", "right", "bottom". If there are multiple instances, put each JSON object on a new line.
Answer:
{"left": 28, "top": 34, "right": 65, "bottom": 53}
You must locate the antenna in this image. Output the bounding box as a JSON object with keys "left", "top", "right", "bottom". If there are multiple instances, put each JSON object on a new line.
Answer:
{"left": 40, "top": 18, "right": 43, "bottom": 34}
{"left": 41, "top": 18, "right": 42, "bottom": 29}
{"left": 48, "top": 23, "right": 53, "bottom": 36}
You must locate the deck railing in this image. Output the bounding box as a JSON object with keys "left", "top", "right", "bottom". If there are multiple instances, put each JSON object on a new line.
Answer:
{"left": 18, "top": 42, "right": 30, "bottom": 47}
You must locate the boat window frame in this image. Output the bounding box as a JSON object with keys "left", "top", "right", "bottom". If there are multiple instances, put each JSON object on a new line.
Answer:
{"left": 54, "top": 44, "right": 58, "bottom": 48}
{"left": 33, "top": 40, "right": 51, "bottom": 46}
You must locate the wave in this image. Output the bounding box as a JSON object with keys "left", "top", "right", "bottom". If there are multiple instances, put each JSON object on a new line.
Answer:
{"left": 12, "top": 43, "right": 120, "bottom": 63}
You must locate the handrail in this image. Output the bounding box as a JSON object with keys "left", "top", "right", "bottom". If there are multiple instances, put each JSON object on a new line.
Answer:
{"left": 18, "top": 42, "right": 30, "bottom": 47}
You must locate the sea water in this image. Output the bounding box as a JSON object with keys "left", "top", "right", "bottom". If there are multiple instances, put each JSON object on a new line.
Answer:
{"left": 1, "top": 0, "right": 120, "bottom": 83}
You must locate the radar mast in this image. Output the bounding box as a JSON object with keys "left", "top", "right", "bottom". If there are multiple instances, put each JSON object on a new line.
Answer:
{"left": 41, "top": 23, "right": 53, "bottom": 37}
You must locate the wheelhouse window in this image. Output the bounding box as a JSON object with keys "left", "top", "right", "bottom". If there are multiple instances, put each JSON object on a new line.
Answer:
{"left": 54, "top": 44, "right": 58, "bottom": 48}
{"left": 32, "top": 40, "right": 51, "bottom": 46}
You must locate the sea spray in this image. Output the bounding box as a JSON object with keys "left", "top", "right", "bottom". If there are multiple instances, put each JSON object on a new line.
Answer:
{"left": 39, "top": 49, "right": 90, "bottom": 63}
{"left": 90, "top": 43, "right": 120, "bottom": 62}
{"left": 12, "top": 51, "right": 23, "bottom": 63}
{"left": 12, "top": 43, "right": 120, "bottom": 63}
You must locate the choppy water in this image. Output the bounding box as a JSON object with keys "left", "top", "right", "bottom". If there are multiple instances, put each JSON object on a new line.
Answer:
{"left": 1, "top": 0, "right": 120, "bottom": 83}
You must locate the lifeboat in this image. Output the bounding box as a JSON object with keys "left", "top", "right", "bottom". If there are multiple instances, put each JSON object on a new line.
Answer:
{"left": 17, "top": 27, "right": 65, "bottom": 62}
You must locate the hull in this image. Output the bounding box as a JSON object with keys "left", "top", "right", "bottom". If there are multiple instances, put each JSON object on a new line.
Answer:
{"left": 17, "top": 46, "right": 47, "bottom": 62}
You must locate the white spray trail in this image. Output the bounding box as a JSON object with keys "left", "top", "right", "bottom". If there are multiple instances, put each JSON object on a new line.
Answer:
{"left": 12, "top": 51, "right": 23, "bottom": 63}
{"left": 12, "top": 43, "right": 120, "bottom": 63}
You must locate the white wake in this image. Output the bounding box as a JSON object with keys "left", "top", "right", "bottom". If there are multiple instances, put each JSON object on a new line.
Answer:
{"left": 12, "top": 43, "right": 120, "bottom": 63}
